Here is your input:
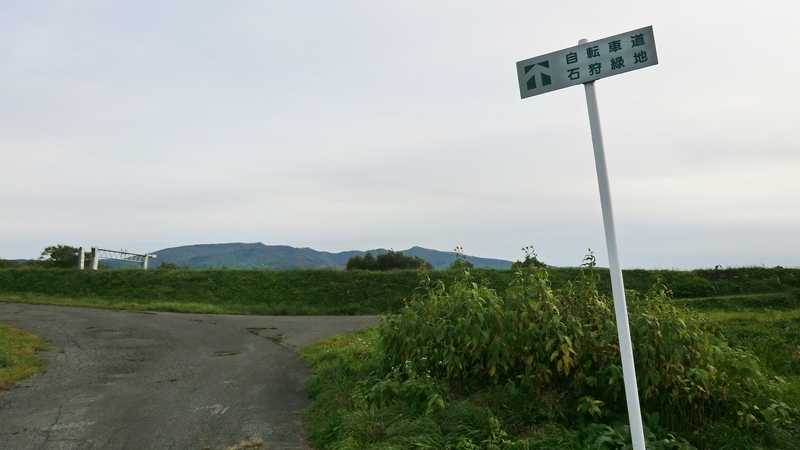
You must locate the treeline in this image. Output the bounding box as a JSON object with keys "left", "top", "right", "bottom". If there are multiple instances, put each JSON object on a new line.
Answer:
{"left": 1, "top": 245, "right": 80, "bottom": 269}
{"left": 346, "top": 250, "right": 432, "bottom": 271}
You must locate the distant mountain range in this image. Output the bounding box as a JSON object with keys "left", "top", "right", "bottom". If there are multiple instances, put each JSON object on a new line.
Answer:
{"left": 148, "top": 242, "right": 513, "bottom": 270}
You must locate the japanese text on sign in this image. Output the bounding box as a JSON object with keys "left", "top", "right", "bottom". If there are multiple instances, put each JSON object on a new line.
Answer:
{"left": 516, "top": 26, "right": 658, "bottom": 99}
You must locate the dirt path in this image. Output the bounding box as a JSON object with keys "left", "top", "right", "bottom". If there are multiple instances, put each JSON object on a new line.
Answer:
{"left": 0, "top": 302, "right": 377, "bottom": 450}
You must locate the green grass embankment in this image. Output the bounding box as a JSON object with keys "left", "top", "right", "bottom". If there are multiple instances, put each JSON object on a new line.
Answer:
{"left": 1, "top": 266, "right": 799, "bottom": 315}
{"left": 0, "top": 268, "right": 422, "bottom": 315}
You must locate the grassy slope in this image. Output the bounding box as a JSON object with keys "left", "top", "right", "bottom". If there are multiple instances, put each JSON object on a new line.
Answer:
{"left": 675, "top": 293, "right": 800, "bottom": 379}
{"left": 0, "top": 325, "right": 46, "bottom": 391}
{"left": 688, "top": 296, "right": 800, "bottom": 409}
{"left": 0, "top": 269, "right": 423, "bottom": 315}
{"left": 2, "top": 267, "right": 799, "bottom": 315}
{"left": 303, "top": 292, "right": 800, "bottom": 450}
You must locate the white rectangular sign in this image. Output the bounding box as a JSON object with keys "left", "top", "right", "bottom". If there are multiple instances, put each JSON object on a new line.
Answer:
{"left": 516, "top": 26, "right": 658, "bottom": 98}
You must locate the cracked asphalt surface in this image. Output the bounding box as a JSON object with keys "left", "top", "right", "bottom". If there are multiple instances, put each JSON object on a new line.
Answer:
{"left": 0, "top": 302, "right": 377, "bottom": 450}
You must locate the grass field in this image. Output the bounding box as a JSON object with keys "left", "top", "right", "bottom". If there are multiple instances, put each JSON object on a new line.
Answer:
{"left": 303, "top": 288, "right": 800, "bottom": 450}
{"left": 0, "top": 325, "right": 46, "bottom": 391}
{"left": 1, "top": 266, "right": 798, "bottom": 315}
{"left": 675, "top": 293, "right": 800, "bottom": 402}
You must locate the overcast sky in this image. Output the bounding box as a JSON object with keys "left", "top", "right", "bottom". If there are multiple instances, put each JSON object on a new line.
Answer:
{"left": 2, "top": 1, "right": 798, "bottom": 268}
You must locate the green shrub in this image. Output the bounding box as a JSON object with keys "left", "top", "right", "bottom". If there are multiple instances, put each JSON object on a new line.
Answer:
{"left": 378, "top": 255, "right": 796, "bottom": 436}
{"left": 304, "top": 330, "right": 714, "bottom": 449}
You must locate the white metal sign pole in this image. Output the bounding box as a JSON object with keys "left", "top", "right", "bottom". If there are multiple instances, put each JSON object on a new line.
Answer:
{"left": 579, "top": 38, "right": 646, "bottom": 450}
{"left": 517, "top": 27, "right": 657, "bottom": 449}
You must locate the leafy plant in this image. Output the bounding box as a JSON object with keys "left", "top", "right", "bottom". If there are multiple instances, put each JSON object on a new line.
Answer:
{"left": 378, "top": 251, "right": 798, "bottom": 438}
{"left": 578, "top": 396, "right": 606, "bottom": 419}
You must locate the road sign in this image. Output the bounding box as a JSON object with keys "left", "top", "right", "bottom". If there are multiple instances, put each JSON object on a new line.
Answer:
{"left": 516, "top": 26, "right": 657, "bottom": 98}
{"left": 515, "top": 27, "right": 659, "bottom": 450}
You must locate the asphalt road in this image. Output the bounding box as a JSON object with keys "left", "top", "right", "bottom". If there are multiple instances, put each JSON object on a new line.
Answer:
{"left": 0, "top": 303, "right": 377, "bottom": 450}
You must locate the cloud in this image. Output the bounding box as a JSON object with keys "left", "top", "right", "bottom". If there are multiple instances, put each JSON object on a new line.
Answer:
{"left": 1, "top": 1, "right": 798, "bottom": 267}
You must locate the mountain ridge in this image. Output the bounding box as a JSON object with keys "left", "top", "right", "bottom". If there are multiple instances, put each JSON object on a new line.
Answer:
{"left": 149, "top": 242, "right": 512, "bottom": 270}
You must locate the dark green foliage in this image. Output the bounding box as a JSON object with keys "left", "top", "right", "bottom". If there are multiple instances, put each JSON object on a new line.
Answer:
{"left": 346, "top": 252, "right": 377, "bottom": 271}
{"left": 39, "top": 245, "right": 80, "bottom": 268}
{"left": 346, "top": 250, "right": 433, "bottom": 271}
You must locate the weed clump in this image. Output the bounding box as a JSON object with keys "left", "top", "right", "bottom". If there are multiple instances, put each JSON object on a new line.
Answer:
{"left": 377, "top": 253, "right": 798, "bottom": 446}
